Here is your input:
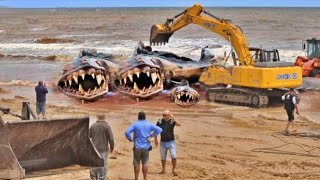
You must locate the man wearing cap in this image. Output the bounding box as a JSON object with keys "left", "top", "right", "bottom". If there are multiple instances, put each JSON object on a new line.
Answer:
{"left": 89, "top": 114, "right": 114, "bottom": 180}
{"left": 282, "top": 88, "right": 299, "bottom": 134}
{"left": 155, "top": 110, "right": 181, "bottom": 176}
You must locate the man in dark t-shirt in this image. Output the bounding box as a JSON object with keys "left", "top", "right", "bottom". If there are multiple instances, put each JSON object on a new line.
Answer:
{"left": 35, "top": 81, "right": 48, "bottom": 119}
{"left": 155, "top": 110, "right": 181, "bottom": 176}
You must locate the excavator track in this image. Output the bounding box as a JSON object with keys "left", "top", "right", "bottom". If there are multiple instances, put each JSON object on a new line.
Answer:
{"left": 205, "top": 87, "right": 269, "bottom": 108}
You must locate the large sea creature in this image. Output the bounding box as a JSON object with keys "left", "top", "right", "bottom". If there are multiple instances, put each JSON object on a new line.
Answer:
{"left": 114, "top": 54, "right": 164, "bottom": 99}
{"left": 170, "top": 81, "right": 200, "bottom": 106}
{"left": 57, "top": 49, "right": 118, "bottom": 100}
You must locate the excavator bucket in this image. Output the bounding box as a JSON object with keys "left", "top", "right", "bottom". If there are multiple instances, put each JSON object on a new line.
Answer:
{"left": 0, "top": 117, "right": 104, "bottom": 179}
{"left": 150, "top": 24, "right": 173, "bottom": 46}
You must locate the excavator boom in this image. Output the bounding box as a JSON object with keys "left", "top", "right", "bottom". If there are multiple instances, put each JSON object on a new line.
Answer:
{"left": 150, "top": 3, "right": 253, "bottom": 66}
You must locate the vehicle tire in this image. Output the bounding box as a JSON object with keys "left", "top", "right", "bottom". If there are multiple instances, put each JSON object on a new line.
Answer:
{"left": 310, "top": 69, "right": 320, "bottom": 78}
{"left": 251, "top": 95, "right": 260, "bottom": 108}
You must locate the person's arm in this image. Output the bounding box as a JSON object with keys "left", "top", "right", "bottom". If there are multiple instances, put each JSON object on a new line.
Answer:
{"left": 155, "top": 121, "right": 160, "bottom": 147}
{"left": 107, "top": 125, "right": 114, "bottom": 153}
{"left": 281, "top": 94, "right": 286, "bottom": 101}
{"left": 43, "top": 85, "right": 48, "bottom": 94}
{"left": 125, "top": 124, "right": 135, "bottom": 142}
{"left": 293, "top": 96, "right": 299, "bottom": 115}
{"left": 171, "top": 114, "right": 181, "bottom": 126}
{"left": 150, "top": 124, "right": 162, "bottom": 137}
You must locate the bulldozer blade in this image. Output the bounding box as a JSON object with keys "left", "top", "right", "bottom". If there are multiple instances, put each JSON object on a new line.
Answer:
{"left": 150, "top": 25, "right": 172, "bottom": 46}
{"left": 0, "top": 117, "right": 104, "bottom": 179}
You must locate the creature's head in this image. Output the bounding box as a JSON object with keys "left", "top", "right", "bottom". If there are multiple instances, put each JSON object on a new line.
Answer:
{"left": 171, "top": 84, "right": 200, "bottom": 107}
{"left": 114, "top": 54, "right": 164, "bottom": 99}
{"left": 57, "top": 56, "right": 109, "bottom": 100}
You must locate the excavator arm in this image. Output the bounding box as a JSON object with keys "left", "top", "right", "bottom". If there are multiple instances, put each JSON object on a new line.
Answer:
{"left": 150, "top": 4, "right": 253, "bottom": 66}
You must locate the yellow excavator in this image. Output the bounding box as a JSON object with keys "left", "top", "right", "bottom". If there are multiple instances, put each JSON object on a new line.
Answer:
{"left": 150, "top": 4, "right": 302, "bottom": 107}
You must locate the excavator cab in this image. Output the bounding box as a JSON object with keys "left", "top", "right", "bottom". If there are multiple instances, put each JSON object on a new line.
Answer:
{"left": 249, "top": 47, "right": 280, "bottom": 62}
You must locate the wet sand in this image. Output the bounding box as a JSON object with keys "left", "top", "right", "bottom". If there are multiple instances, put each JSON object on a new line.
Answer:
{"left": 1, "top": 85, "right": 320, "bottom": 180}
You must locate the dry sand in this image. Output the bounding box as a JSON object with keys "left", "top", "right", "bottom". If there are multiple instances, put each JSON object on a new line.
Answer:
{"left": 1, "top": 86, "right": 320, "bottom": 180}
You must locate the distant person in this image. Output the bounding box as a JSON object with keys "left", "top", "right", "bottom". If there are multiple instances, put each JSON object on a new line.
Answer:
{"left": 125, "top": 111, "right": 162, "bottom": 180}
{"left": 282, "top": 88, "right": 299, "bottom": 135}
{"left": 89, "top": 114, "right": 114, "bottom": 180}
{"left": 155, "top": 110, "right": 181, "bottom": 176}
{"left": 35, "top": 81, "right": 48, "bottom": 119}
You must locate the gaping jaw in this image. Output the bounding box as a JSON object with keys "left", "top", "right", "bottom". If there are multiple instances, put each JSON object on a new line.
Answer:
{"left": 58, "top": 66, "right": 109, "bottom": 100}
{"left": 115, "top": 65, "right": 164, "bottom": 98}
{"left": 172, "top": 88, "right": 200, "bottom": 107}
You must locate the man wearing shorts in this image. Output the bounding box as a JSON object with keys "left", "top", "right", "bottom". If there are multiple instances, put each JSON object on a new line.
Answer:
{"left": 282, "top": 88, "right": 299, "bottom": 134}
{"left": 155, "top": 110, "right": 181, "bottom": 176}
{"left": 125, "top": 111, "right": 162, "bottom": 180}
{"left": 35, "top": 81, "right": 48, "bottom": 119}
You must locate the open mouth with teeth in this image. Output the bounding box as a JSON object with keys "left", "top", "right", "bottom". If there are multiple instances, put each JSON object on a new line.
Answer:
{"left": 115, "top": 65, "right": 164, "bottom": 98}
{"left": 58, "top": 67, "right": 108, "bottom": 100}
{"left": 173, "top": 90, "right": 200, "bottom": 107}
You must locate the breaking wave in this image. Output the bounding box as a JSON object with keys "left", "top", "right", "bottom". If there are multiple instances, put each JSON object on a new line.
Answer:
{"left": 0, "top": 37, "right": 303, "bottom": 62}
{"left": 33, "top": 37, "right": 77, "bottom": 44}
{"left": 0, "top": 80, "right": 37, "bottom": 87}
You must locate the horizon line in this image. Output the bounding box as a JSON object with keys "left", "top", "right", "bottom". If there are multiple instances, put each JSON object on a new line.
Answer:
{"left": 1, "top": 6, "right": 320, "bottom": 9}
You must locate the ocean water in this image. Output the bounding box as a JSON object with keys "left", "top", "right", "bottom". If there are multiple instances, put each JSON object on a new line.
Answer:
{"left": 0, "top": 7, "right": 319, "bottom": 87}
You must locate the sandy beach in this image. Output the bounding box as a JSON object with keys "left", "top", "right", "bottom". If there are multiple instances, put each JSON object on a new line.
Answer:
{"left": 1, "top": 6, "right": 320, "bottom": 180}
{"left": 1, "top": 86, "right": 320, "bottom": 180}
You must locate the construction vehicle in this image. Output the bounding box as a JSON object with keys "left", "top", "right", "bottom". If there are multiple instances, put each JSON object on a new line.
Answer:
{"left": 150, "top": 4, "right": 302, "bottom": 107}
{"left": 294, "top": 38, "right": 320, "bottom": 78}
{"left": 0, "top": 103, "right": 103, "bottom": 179}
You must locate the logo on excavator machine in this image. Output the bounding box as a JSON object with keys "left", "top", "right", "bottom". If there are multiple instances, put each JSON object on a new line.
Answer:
{"left": 276, "top": 73, "right": 297, "bottom": 80}
{"left": 203, "top": 22, "right": 215, "bottom": 29}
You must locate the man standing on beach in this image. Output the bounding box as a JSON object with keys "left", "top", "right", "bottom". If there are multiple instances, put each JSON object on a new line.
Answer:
{"left": 282, "top": 88, "right": 299, "bottom": 134}
{"left": 89, "top": 114, "right": 114, "bottom": 180}
{"left": 155, "top": 110, "right": 181, "bottom": 176}
{"left": 125, "top": 111, "right": 162, "bottom": 180}
{"left": 35, "top": 81, "right": 48, "bottom": 119}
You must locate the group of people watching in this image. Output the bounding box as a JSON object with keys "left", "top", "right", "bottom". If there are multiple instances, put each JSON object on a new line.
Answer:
{"left": 89, "top": 110, "right": 181, "bottom": 180}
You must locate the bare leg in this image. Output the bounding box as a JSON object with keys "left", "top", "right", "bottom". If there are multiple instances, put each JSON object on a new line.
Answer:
{"left": 160, "top": 160, "right": 166, "bottom": 174}
{"left": 172, "top": 158, "right": 177, "bottom": 173}
{"left": 142, "top": 165, "right": 148, "bottom": 180}
{"left": 134, "top": 165, "right": 140, "bottom": 180}
{"left": 291, "top": 121, "right": 296, "bottom": 132}
{"left": 42, "top": 112, "right": 46, "bottom": 119}
{"left": 285, "top": 121, "right": 290, "bottom": 133}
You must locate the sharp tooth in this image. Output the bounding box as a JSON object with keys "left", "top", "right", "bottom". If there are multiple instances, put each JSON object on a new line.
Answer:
{"left": 94, "top": 87, "right": 97, "bottom": 93}
{"left": 187, "top": 99, "right": 189, "bottom": 103}
{"left": 148, "top": 85, "right": 152, "bottom": 92}
{"left": 64, "top": 81, "right": 67, "bottom": 87}
{"left": 134, "top": 68, "right": 140, "bottom": 78}
{"left": 146, "top": 71, "right": 150, "bottom": 77}
{"left": 143, "top": 87, "right": 146, "bottom": 92}
{"left": 124, "top": 78, "right": 127, "bottom": 84}
{"left": 79, "top": 84, "right": 84, "bottom": 93}
{"left": 151, "top": 73, "right": 157, "bottom": 83}
{"left": 88, "top": 88, "right": 91, "bottom": 94}
{"left": 92, "top": 73, "right": 95, "bottom": 79}
{"left": 68, "top": 79, "right": 72, "bottom": 86}
{"left": 177, "top": 94, "right": 181, "bottom": 99}
{"left": 96, "top": 74, "right": 102, "bottom": 85}
{"left": 134, "top": 82, "right": 138, "bottom": 91}
{"left": 136, "top": 71, "right": 140, "bottom": 78}
{"left": 119, "top": 79, "right": 122, "bottom": 85}
{"left": 191, "top": 95, "right": 194, "bottom": 100}
{"left": 128, "top": 74, "right": 133, "bottom": 82}
{"left": 73, "top": 75, "right": 78, "bottom": 84}
{"left": 79, "top": 70, "right": 85, "bottom": 80}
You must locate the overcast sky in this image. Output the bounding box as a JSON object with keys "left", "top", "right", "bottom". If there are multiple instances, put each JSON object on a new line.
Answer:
{"left": 0, "top": 0, "right": 319, "bottom": 8}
